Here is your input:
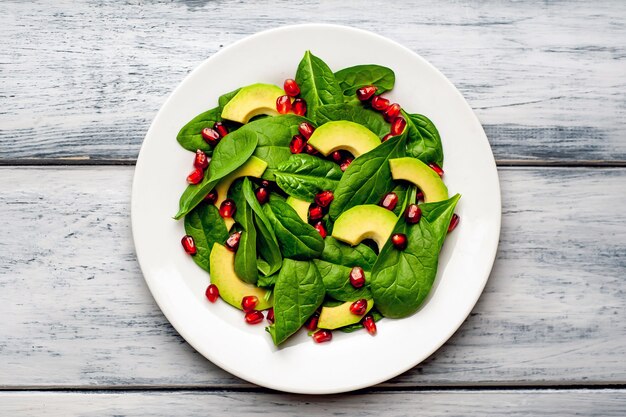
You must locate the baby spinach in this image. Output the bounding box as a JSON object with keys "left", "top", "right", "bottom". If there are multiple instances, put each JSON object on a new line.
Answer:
{"left": 183, "top": 203, "right": 229, "bottom": 273}
{"left": 267, "top": 259, "right": 325, "bottom": 346}
{"left": 329, "top": 134, "right": 407, "bottom": 220}
{"left": 403, "top": 111, "right": 444, "bottom": 167}
{"left": 314, "top": 259, "right": 372, "bottom": 302}
{"left": 230, "top": 180, "right": 258, "bottom": 284}
{"left": 257, "top": 272, "right": 277, "bottom": 289}
{"left": 263, "top": 199, "right": 324, "bottom": 260}
{"left": 274, "top": 154, "right": 344, "bottom": 202}
{"left": 339, "top": 309, "right": 383, "bottom": 333}
{"left": 320, "top": 237, "right": 377, "bottom": 270}
{"left": 295, "top": 51, "right": 343, "bottom": 120}
{"left": 316, "top": 103, "right": 389, "bottom": 138}
{"left": 334, "top": 64, "right": 395, "bottom": 96}
{"left": 370, "top": 194, "right": 461, "bottom": 318}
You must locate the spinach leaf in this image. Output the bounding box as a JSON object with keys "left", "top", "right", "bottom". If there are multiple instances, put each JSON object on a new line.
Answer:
{"left": 314, "top": 259, "right": 372, "bottom": 302}
{"left": 257, "top": 272, "right": 277, "bottom": 289}
{"left": 320, "top": 237, "right": 377, "bottom": 270}
{"left": 329, "top": 134, "right": 407, "bottom": 220}
{"left": 316, "top": 103, "right": 389, "bottom": 138}
{"left": 274, "top": 154, "right": 344, "bottom": 202}
{"left": 183, "top": 203, "right": 229, "bottom": 273}
{"left": 295, "top": 51, "right": 343, "bottom": 120}
{"left": 267, "top": 259, "right": 325, "bottom": 345}
{"left": 263, "top": 199, "right": 324, "bottom": 260}
{"left": 403, "top": 111, "right": 444, "bottom": 167}
{"left": 334, "top": 64, "right": 395, "bottom": 96}
{"left": 370, "top": 194, "right": 461, "bottom": 318}
{"left": 229, "top": 180, "right": 258, "bottom": 284}
{"left": 339, "top": 309, "right": 383, "bottom": 333}
{"left": 391, "top": 183, "right": 410, "bottom": 217}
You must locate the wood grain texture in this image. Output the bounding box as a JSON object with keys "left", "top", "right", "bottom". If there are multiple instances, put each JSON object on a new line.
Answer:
{"left": 0, "top": 166, "right": 624, "bottom": 388}
{"left": 1, "top": 0, "right": 625, "bottom": 162}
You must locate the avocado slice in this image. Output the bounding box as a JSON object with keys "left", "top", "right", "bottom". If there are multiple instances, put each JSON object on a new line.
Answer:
{"left": 389, "top": 157, "right": 448, "bottom": 202}
{"left": 209, "top": 243, "right": 272, "bottom": 310}
{"left": 332, "top": 205, "right": 397, "bottom": 248}
{"left": 286, "top": 196, "right": 310, "bottom": 222}
{"left": 221, "top": 83, "right": 286, "bottom": 124}
{"left": 308, "top": 120, "right": 380, "bottom": 157}
{"left": 318, "top": 299, "right": 373, "bottom": 330}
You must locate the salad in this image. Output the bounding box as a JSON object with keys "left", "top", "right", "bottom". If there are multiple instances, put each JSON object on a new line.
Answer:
{"left": 175, "top": 51, "right": 460, "bottom": 346}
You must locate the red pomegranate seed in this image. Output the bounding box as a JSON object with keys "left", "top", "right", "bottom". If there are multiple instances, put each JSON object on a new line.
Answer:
{"left": 276, "top": 95, "right": 291, "bottom": 114}
{"left": 204, "top": 190, "right": 218, "bottom": 204}
{"left": 289, "top": 135, "right": 306, "bottom": 154}
{"left": 186, "top": 168, "right": 204, "bottom": 185}
{"left": 391, "top": 116, "right": 407, "bottom": 135}
{"left": 194, "top": 149, "right": 209, "bottom": 170}
{"left": 349, "top": 266, "right": 365, "bottom": 288}
{"left": 350, "top": 299, "right": 368, "bottom": 316}
{"left": 391, "top": 233, "right": 408, "bottom": 250}
{"left": 219, "top": 199, "right": 236, "bottom": 218}
{"left": 305, "top": 143, "right": 319, "bottom": 155}
{"left": 383, "top": 103, "right": 401, "bottom": 122}
{"left": 283, "top": 79, "right": 301, "bottom": 97}
{"left": 340, "top": 157, "right": 354, "bottom": 172}
{"left": 244, "top": 310, "right": 264, "bottom": 325}
{"left": 429, "top": 163, "right": 444, "bottom": 177}
{"left": 225, "top": 231, "right": 242, "bottom": 252}
{"left": 305, "top": 314, "right": 319, "bottom": 331}
{"left": 312, "top": 329, "right": 332, "bottom": 343}
{"left": 331, "top": 151, "right": 343, "bottom": 162}
{"left": 448, "top": 213, "right": 460, "bottom": 233}
{"left": 266, "top": 307, "right": 275, "bottom": 324}
{"left": 241, "top": 295, "right": 259, "bottom": 312}
{"left": 314, "top": 190, "right": 334, "bottom": 207}
{"left": 314, "top": 221, "right": 327, "bottom": 238}
{"left": 213, "top": 122, "right": 228, "bottom": 138}
{"left": 205, "top": 284, "right": 219, "bottom": 302}
{"left": 292, "top": 98, "right": 307, "bottom": 116}
{"left": 356, "top": 85, "right": 378, "bottom": 101}
{"left": 371, "top": 95, "right": 390, "bottom": 111}
{"left": 381, "top": 133, "right": 394, "bottom": 142}
{"left": 260, "top": 180, "right": 270, "bottom": 188}
{"left": 415, "top": 189, "right": 424, "bottom": 202}
{"left": 380, "top": 192, "right": 398, "bottom": 211}
{"left": 363, "top": 315, "right": 377, "bottom": 335}
{"left": 181, "top": 235, "right": 197, "bottom": 255}
{"left": 298, "top": 122, "right": 315, "bottom": 139}
{"left": 255, "top": 186, "right": 269, "bottom": 205}
{"left": 405, "top": 204, "right": 422, "bottom": 224}
{"left": 201, "top": 127, "right": 220, "bottom": 146}
{"left": 309, "top": 204, "right": 323, "bottom": 221}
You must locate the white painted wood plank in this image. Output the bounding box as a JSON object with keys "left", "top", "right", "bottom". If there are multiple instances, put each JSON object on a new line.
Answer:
{"left": 2, "top": 390, "right": 626, "bottom": 416}
{"left": 1, "top": 1, "right": 624, "bottom": 161}
{"left": 0, "top": 166, "right": 624, "bottom": 387}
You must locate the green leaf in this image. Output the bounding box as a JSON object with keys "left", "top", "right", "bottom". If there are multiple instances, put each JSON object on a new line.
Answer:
{"left": 316, "top": 103, "right": 389, "bottom": 138}
{"left": 329, "top": 134, "right": 407, "bottom": 220}
{"left": 229, "top": 180, "right": 258, "bottom": 284}
{"left": 403, "top": 111, "right": 444, "bottom": 167}
{"left": 370, "top": 194, "right": 461, "bottom": 318}
{"left": 263, "top": 199, "right": 324, "bottom": 260}
{"left": 183, "top": 204, "right": 229, "bottom": 273}
{"left": 320, "top": 237, "right": 377, "bottom": 270}
{"left": 274, "top": 154, "right": 344, "bottom": 202}
{"left": 314, "top": 259, "right": 372, "bottom": 302}
{"left": 334, "top": 64, "right": 395, "bottom": 96}
{"left": 295, "top": 51, "right": 343, "bottom": 120}
{"left": 257, "top": 272, "right": 278, "bottom": 289}
{"left": 267, "top": 259, "right": 325, "bottom": 345}
{"left": 339, "top": 309, "right": 383, "bottom": 333}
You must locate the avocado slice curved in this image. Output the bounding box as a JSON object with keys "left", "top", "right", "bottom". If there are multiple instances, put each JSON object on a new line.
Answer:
{"left": 332, "top": 205, "right": 397, "bottom": 249}
{"left": 286, "top": 196, "right": 310, "bottom": 222}
{"left": 308, "top": 120, "right": 380, "bottom": 157}
{"left": 221, "top": 83, "right": 286, "bottom": 124}
{"left": 318, "top": 299, "right": 373, "bottom": 330}
{"left": 389, "top": 157, "right": 448, "bottom": 202}
{"left": 209, "top": 243, "right": 272, "bottom": 310}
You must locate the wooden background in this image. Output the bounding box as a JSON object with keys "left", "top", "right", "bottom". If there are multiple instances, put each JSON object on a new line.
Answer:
{"left": 1, "top": 1, "right": 625, "bottom": 415}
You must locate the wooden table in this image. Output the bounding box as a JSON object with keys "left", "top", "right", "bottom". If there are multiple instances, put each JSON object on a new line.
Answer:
{"left": 1, "top": 1, "right": 625, "bottom": 415}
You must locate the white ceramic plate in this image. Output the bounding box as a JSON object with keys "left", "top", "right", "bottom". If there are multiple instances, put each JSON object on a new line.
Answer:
{"left": 132, "top": 24, "right": 501, "bottom": 394}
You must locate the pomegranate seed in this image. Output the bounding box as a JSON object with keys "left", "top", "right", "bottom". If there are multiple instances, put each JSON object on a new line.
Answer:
{"left": 255, "top": 187, "right": 269, "bottom": 205}
{"left": 305, "top": 143, "right": 319, "bottom": 155}
{"left": 363, "top": 315, "right": 377, "bottom": 335}
{"left": 186, "top": 168, "right": 204, "bottom": 185}
{"left": 213, "top": 122, "right": 228, "bottom": 138}
{"left": 219, "top": 199, "right": 236, "bottom": 218}
{"left": 260, "top": 180, "right": 270, "bottom": 188}
{"left": 266, "top": 308, "right": 275, "bottom": 324}
{"left": 391, "top": 116, "right": 407, "bottom": 136}
{"left": 298, "top": 122, "right": 315, "bottom": 139}
{"left": 276, "top": 95, "right": 291, "bottom": 114}
{"left": 204, "top": 190, "right": 218, "bottom": 204}
{"left": 312, "top": 329, "right": 332, "bottom": 343}
{"left": 201, "top": 127, "right": 220, "bottom": 146}
{"left": 448, "top": 213, "right": 460, "bottom": 233}
{"left": 181, "top": 235, "right": 197, "bottom": 255}
{"left": 309, "top": 204, "right": 323, "bottom": 221}
{"left": 331, "top": 151, "right": 343, "bottom": 162}
{"left": 283, "top": 79, "right": 301, "bottom": 97}
{"left": 205, "top": 284, "right": 219, "bottom": 302}
{"left": 415, "top": 189, "right": 424, "bottom": 202}
{"left": 356, "top": 85, "right": 377, "bottom": 101}
{"left": 383, "top": 103, "right": 401, "bottom": 122}
{"left": 314, "top": 190, "right": 334, "bottom": 207}
{"left": 241, "top": 295, "right": 259, "bottom": 312}
{"left": 225, "top": 231, "right": 242, "bottom": 252}
{"left": 292, "top": 98, "right": 307, "bottom": 116}
{"left": 381, "top": 133, "right": 394, "bottom": 142}
{"left": 314, "top": 221, "right": 327, "bottom": 238}
{"left": 244, "top": 310, "right": 265, "bottom": 325}
{"left": 340, "top": 157, "right": 354, "bottom": 172}
{"left": 349, "top": 266, "right": 365, "bottom": 288}
{"left": 429, "top": 163, "right": 444, "bottom": 177}
{"left": 391, "top": 233, "right": 408, "bottom": 250}
{"left": 350, "top": 299, "right": 368, "bottom": 315}
{"left": 194, "top": 149, "right": 209, "bottom": 170}
{"left": 380, "top": 192, "right": 398, "bottom": 211}
{"left": 405, "top": 204, "right": 422, "bottom": 224}
{"left": 289, "top": 135, "right": 306, "bottom": 154}
{"left": 371, "top": 95, "right": 390, "bottom": 111}
{"left": 305, "top": 314, "right": 319, "bottom": 331}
